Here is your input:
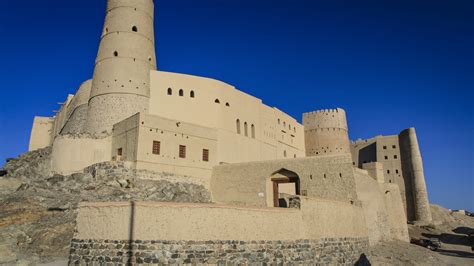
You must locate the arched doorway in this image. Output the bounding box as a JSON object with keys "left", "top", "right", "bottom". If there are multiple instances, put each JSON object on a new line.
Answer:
{"left": 269, "top": 169, "right": 300, "bottom": 208}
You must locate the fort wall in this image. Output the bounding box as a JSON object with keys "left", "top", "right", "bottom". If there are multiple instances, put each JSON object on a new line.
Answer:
{"left": 28, "top": 117, "right": 54, "bottom": 151}
{"left": 303, "top": 108, "right": 351, "bottom": 156}
{"left": 353, "top": 169, "right": 409, "bottom": 245}
{"left": 60, "top": 80, "right": 92, "bottom": 134}
{"left": 51, "top": 135, "right": 112, "bottom": 175}
{"left": 211, "top": 154, "right": 358, "bottom": 207}
{"left": 70, "top": 200, "right": 368, "bottom": 264}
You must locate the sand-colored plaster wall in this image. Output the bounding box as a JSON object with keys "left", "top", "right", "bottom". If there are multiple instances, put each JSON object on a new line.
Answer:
{"left": 28, "top": 117, "right": 54, "bottom": 151}
{"left": 211, "top": 154, "right": 358, "bottom": 207}
{"left": 149, "top": 71, "right": 305, "bottom": 164}
{"left": 51, "top": 135, "right": 112, "bottom": 175}
{"left": 74, "top": 200, "right": 367, "bottom": 241}
{"left": 354, "top": 170, "right": 409, "bottom": 245}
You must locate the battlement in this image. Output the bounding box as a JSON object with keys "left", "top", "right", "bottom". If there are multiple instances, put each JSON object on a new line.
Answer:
{"left": 302, "top": 108, "right": 348, "bottom": 131}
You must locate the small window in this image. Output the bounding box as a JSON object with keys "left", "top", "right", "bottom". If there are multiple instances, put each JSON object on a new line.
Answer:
{"left": 392, "top": 145, "right": 397, "bottom": 149}
{"left": 236, "top": 119, "right": 241, "bottom": 134}
{"left": 395, "top": 169, "right": 399, "bottom": 174}
{"left": 179, "top": 89, "right": 184, "bottom": 96}
{"left": 215, "top": 99, "right": 220, "bottom": 103}
{"left": 284, "top": 150, "right": 287, "bottom": 157}
{"left": 383, "top": 146, "right": 387, "bottom": 150}
{"left": 226, "top": 102, "right": 230, "bottom": 107}
{"left": 113, "top": 51, "right": 118, "bottom": 57}
{"left": 339, "top": 173, "right": 342, "bottom": 178}
{"left": 244, "top": 122, "right": 248, "bottom": 137}
{"left": 117, "top": 148, "right": 123, "bottom": 156}
{"left": 394, "top": 155, "right": 398, "bottom": 159}
{"left": 387, "top": 170, "right": 390, "bottom": 174}
{"left": 251, "top": 124, "right": 255, "bottom": 138}
{"left": 179, "top": 145, "right": 186, "bottom": 158}
{"left": 202, "top": 149, "right": 209, "bottom": 162}
{"left": 384, "top": 156, "right": 388, "bottom": 160}
{"left": 132, "top": 26, "right": 138, "bottom": 32}
{"left": 190, "top": 90, "right": 195, "bottom": 98}
{"left": 167, "top": 88, "right": 172, "bottom": 95}
{"left": 152, "top": 141, "right": 160, "bottom": 155}
{"left": 278, "top": 119, "right": 280, "bottom": 124}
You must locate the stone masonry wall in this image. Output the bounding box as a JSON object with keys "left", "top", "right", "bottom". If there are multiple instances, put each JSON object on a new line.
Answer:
{"left": 69, "top": 237, "right": 369, "bottom": 265}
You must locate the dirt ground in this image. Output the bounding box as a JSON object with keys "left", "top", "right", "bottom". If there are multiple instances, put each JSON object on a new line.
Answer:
{"left": 366, "top": 205, "right": 474, "bottom": 265}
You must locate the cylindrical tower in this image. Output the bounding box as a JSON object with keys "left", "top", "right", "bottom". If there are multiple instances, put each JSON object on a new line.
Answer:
{"left": 399, "top": 128, "right": 432, "bottom": 223}
{"left": 303, "top": 108, "right": 351, "bottom": 156}
{"left": 84, "top": 0, "right": 157, "bottom": 134}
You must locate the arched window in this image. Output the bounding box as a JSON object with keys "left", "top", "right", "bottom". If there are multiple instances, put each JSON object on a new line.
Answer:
{"left": 215, "top": 99, "right": 220, "bottom": 104}
{"left": 179, "top": 89, "right": 184, "bottom": 96}
{"left": 225, "top": 102, "right": 230, "bottom": 107}
{"left": 190, "top": 90, "right": 195, "bottom": 98}
{"left": 132, "top": 26, "right": 138, "bottom": 32}
{"left": 167, "top": 88, "right": 172, "bottom": 95}
{"left": 251, "top": 124, "right": 255, "bottom": 138}
{"left": 236, "top": 119, "right": 241, "bottom": 134}
{"left": 244, "top": 122, "right": 248, "bottom": 137}
{"left": 113, "top": 51, "right": 118, "bottom": 57}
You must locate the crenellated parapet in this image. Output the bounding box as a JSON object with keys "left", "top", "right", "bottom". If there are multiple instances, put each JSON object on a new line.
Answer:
{"left": 303, "top": 108, "right": 351, "bottom": 156}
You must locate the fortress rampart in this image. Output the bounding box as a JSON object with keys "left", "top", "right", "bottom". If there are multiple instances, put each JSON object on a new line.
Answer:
{"left": 303, "top": 108, "right": 351, "bottom": 156}
{"left": 84, "top": 0, "right": 156, "bottom": 134}
{"left": 61, "top": 80, "right": 92, "bottom": 134}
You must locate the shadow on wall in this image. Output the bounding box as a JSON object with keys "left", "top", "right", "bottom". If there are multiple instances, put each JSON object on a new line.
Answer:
{"left": 358, "top": 143, "right": 376, "bottom": 167}
{"left": 354, "top": 253, "right": 371, "bottom": 266}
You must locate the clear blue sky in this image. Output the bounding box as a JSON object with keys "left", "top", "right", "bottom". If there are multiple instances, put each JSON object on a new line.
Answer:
{"left": 0, "top": 0, "right": 472, "bottom": 210}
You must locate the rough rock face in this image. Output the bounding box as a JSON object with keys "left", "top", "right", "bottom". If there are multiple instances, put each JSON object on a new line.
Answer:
{"left": 0, "top": 149, "right": 211, "bottom": 265}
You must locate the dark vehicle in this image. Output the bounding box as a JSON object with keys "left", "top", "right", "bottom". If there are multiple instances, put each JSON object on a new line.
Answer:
{"left": 410, "top": 238, "right": 441, "bottom": 251}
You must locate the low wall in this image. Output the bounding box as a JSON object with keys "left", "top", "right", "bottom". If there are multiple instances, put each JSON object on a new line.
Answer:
{"left": 51, "top": 135, "right": 112, "bottom": 175}
{"left": 70, "top": 200, "right": 369, "bottom": 264}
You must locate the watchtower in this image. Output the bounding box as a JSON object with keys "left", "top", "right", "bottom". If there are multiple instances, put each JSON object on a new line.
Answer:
{"left": 84, "top": 0, "right": 157, "bottom": 134}
{"left": 303, "top": 108, "right": 351, "bottom": 156}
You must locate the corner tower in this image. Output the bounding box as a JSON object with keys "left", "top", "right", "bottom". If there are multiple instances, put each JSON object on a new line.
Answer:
{"left": 399, "top": 128, "right": 432, "bottom": 223}
{"left": 303, "top": 108, "right": 351, "bottom": 156}
{"left": 84, "top": 0, "right": 157, "bottom": 134}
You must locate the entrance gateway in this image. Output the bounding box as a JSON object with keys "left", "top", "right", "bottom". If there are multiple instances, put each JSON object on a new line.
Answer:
{"left": 270, "top": 169, "right": 300, "bottom": 207}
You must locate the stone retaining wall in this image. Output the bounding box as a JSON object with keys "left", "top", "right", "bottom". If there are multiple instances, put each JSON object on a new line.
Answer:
{"left": 69, "top": 237, "right": 369, "bottom": 265}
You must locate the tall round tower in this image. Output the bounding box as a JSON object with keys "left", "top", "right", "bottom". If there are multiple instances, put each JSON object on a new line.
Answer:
{"left": 303, "top": 108, "right": 351, "bottom": 156}
{"left": 84, "top": 0, "right": 157, "bottom": 134}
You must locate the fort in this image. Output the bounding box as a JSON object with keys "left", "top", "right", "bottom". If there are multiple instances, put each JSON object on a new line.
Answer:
{"left": 27, "top": 0, "right": 432, "bottom": 264}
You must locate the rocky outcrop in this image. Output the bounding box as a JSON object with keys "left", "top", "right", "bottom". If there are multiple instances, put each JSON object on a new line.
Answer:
{"left": 0, "top": 150, "right": 211, "bottom": 265}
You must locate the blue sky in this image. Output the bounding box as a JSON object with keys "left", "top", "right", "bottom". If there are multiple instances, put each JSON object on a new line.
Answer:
{"left": 0, "top": 0, "right": 472, "bottom": 210}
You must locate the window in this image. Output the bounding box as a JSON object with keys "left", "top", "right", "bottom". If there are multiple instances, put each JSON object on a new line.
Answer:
{"left": 251, "top": 124, "right": 255, "bottom": 138}
{"left": 284, "top": 150, "right": 287, "bottom": 157}
{"left": 225, "top": 102, "right": 230, "bottom": 107}
{"left": 117, "top": 148, "right": 123, "bottom": 156}
{"left": 113, "top": 51, "right": 118, "bottom": 57}
{"left": 132, "top": 26, "right": 138, "bottom": 32}
{"left": 394, "top": 155, "right": 398, "bottom": 159}
{"left": 395, "top": 169, "right": 399, "bottom": 174}
{"left": 215, "top": 99, "right": 220, "bottom": 103}
{"left": 167, "top": 88, "right": 172, "bottom": 95}
{"left": 384, "top": 156, "right": 388, "bottom": 160}
{"left": 179, "top": 145, "right": 186, "bottom": 158}
{"left": 392, "top": 145, "right": 397, "bottom": 149}
{"left": 190, "top": 91, "right": 195, "bottom": 98}
{"left": 387, "top": 170, "right": 390, "bottom": 174}
{"left": 236, "top": 119, "right": 241, "bottom": 134}
{"left": 152, "top": 141, "right": 160, "bottom": 155}
{"left": 383, "top": 146, "right": 387, "bottom": 150}
{"left": 202, "top": 149, "right": 209, "bottom": 162}
{"left": 278, "top": 119, "right": 280, "bottom": 124}
{"left": 179, "top": 89, "right": 184, "bottom": 96}
{"left": 244, "top": 122, "right": 248, "bottom": 136}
